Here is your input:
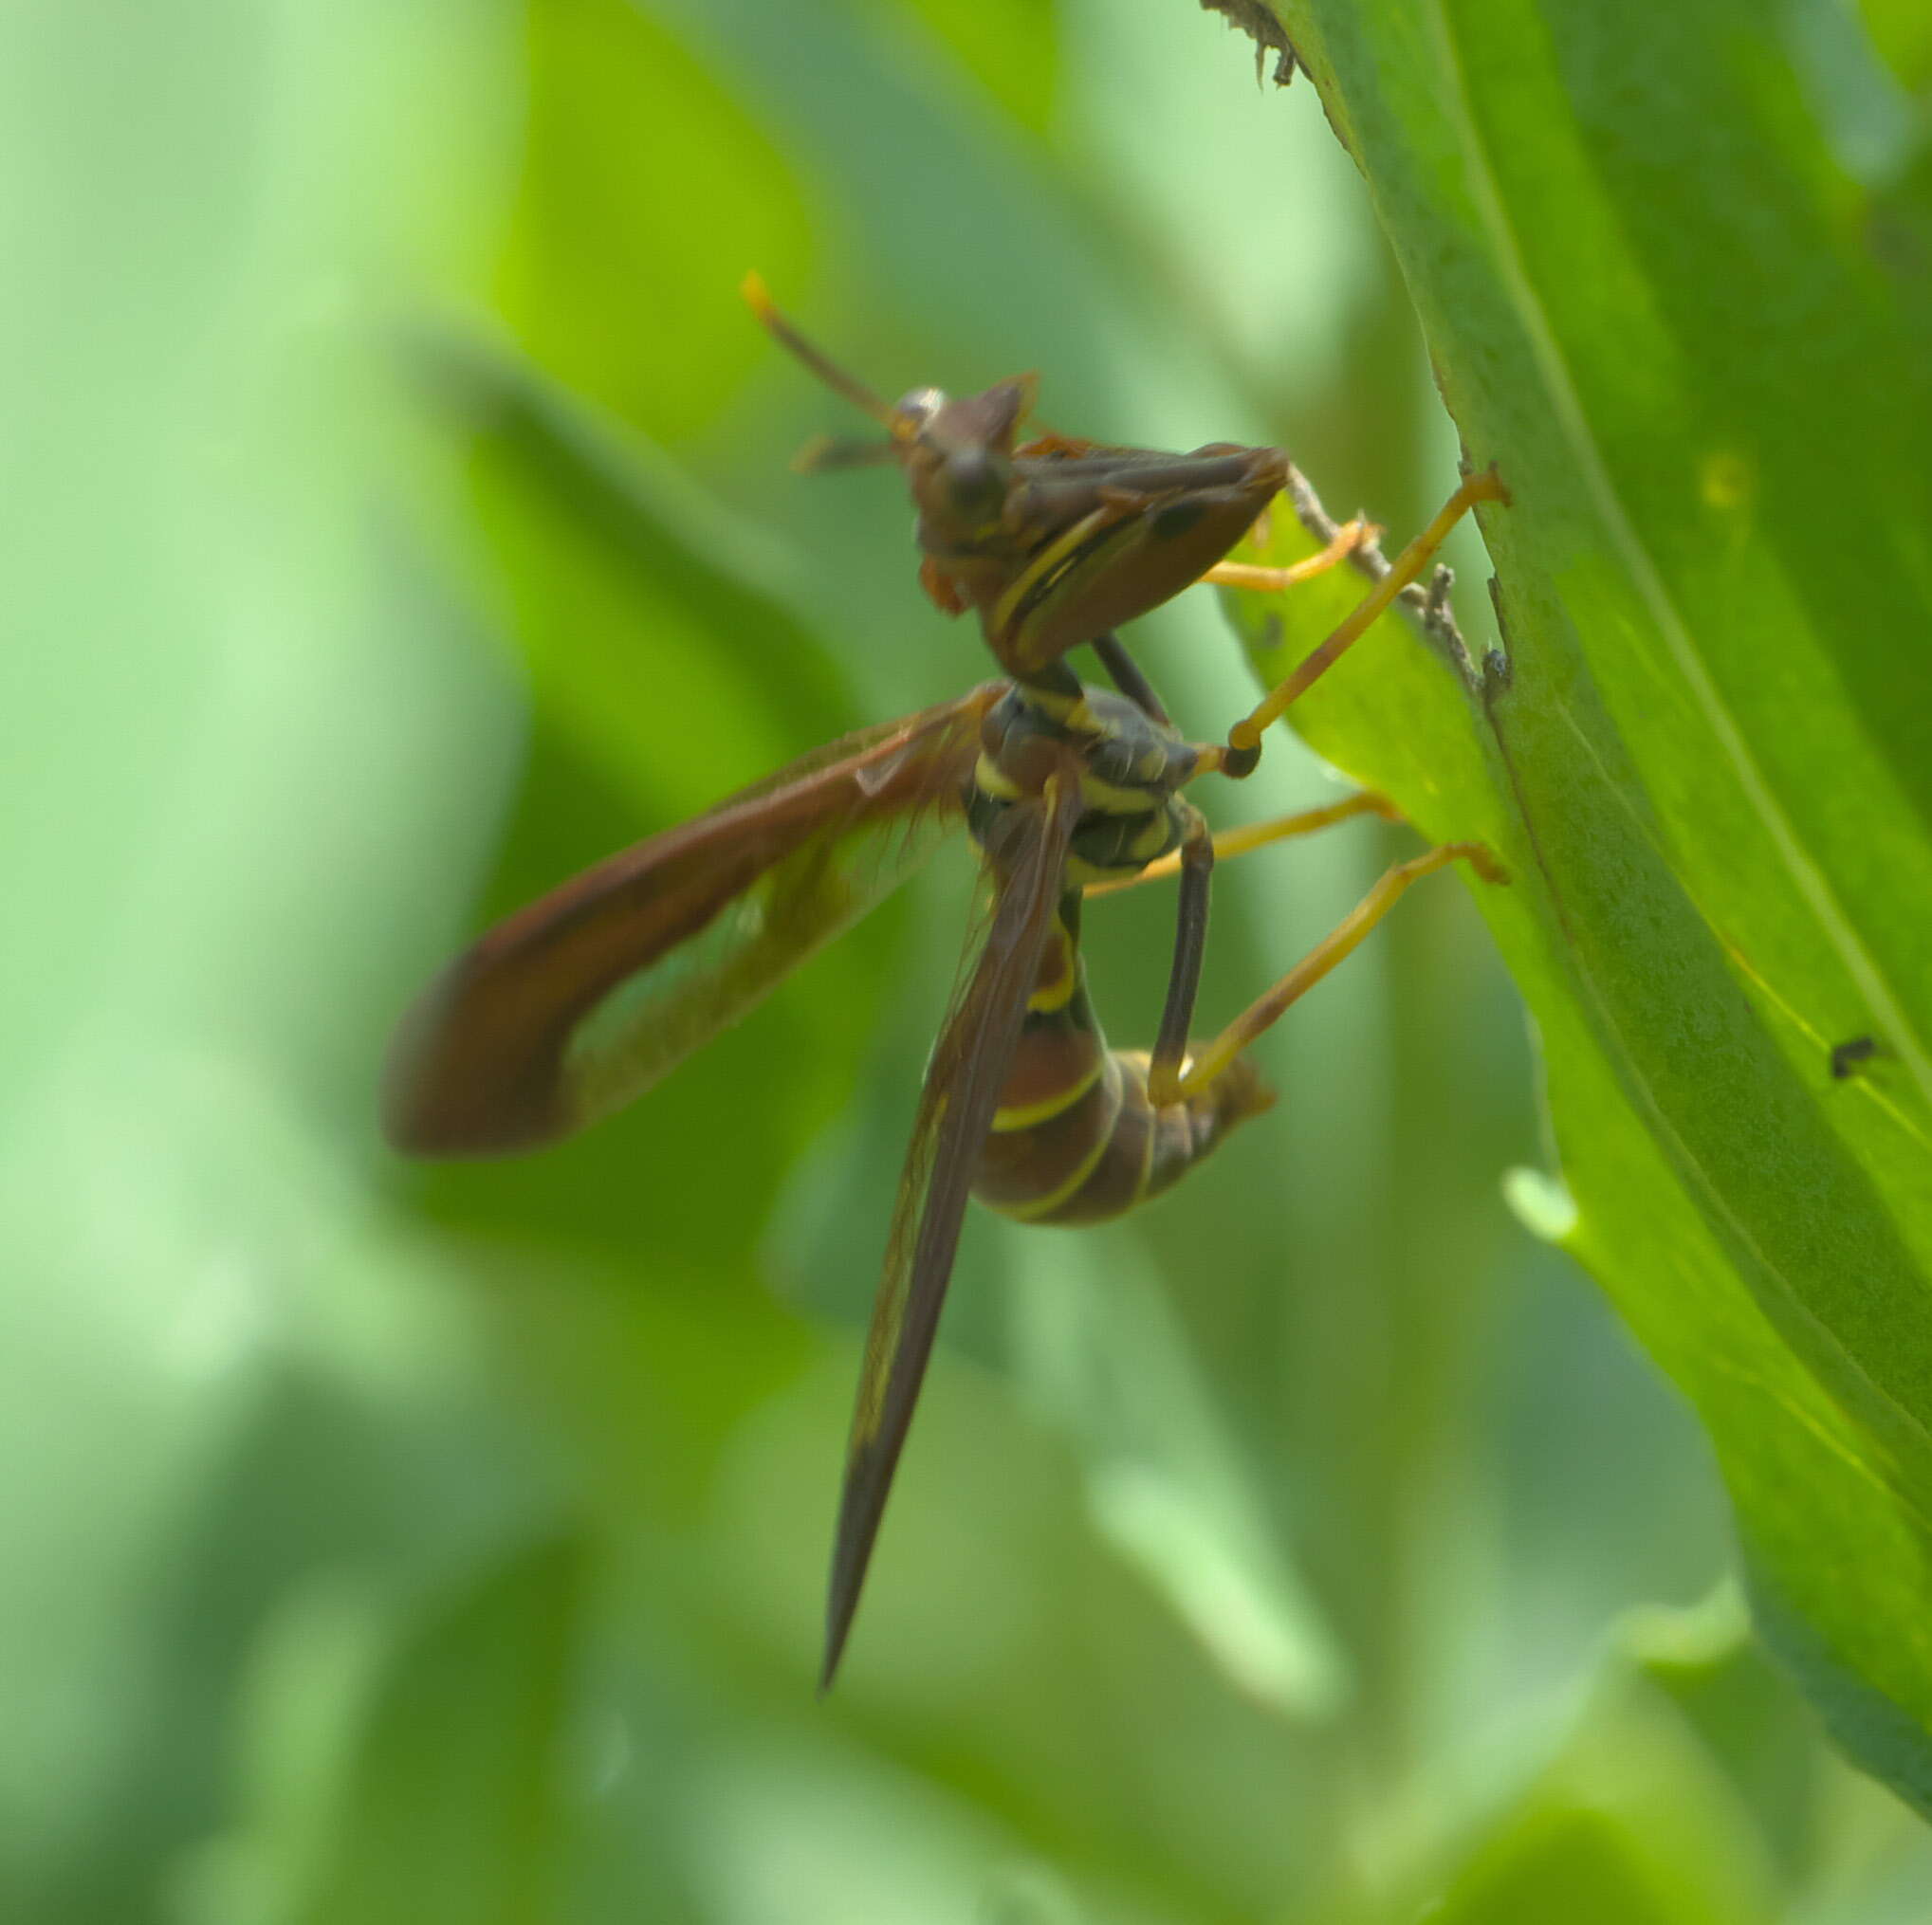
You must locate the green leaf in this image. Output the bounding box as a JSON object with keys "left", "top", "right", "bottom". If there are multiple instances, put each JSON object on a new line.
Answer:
{"left": 497, "top": 0, "right": 815, "bottom": 446}
{"left": 1002, "top": 1222, "right": 1350, "bottom": 1721}
{"left": 1214, "top": 0, "right": 1932, "bottom": 1808}
{"left": 1423, "top": 1684, "right": 1775, "bottom": 1925}
{"left": 272, "top": 1533, "right": 588, "bottom": 1925}
{"left": 1856, "top": 0, "right": 1932, "bottom": 97}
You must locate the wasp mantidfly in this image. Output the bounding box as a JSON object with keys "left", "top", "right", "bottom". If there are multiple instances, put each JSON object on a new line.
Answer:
{"left": 385, "top": 287, "right": 1510, "bottom": 1685}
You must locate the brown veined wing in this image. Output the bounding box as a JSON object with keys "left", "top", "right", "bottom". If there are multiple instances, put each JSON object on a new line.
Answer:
{"left": 383, "top": 685, "right": 1003, "bottom": 1157}
{"left": 821, "top": 752, "right": 1084, "bottom": 1687}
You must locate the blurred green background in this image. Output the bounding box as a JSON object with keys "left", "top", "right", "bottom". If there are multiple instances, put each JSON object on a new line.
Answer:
{"left": 6, "top": 1, "right": 1931, "bottom": 1919}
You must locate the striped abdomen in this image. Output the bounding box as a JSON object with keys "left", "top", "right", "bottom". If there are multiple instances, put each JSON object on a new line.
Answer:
{"left": 972, "top": 891, "right": 1274, "bottom": 1226}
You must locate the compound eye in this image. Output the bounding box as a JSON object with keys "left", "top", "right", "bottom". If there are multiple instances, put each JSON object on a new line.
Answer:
{"left": 892, "top": 386, "right": 946, "bottom": 433}
{"left": 934, "top": 444, "right": 997, "bottom": 509}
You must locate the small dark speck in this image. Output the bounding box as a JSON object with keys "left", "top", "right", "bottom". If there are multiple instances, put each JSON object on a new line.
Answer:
{"left": 1830, "top": 1035, "right": 1879, "bottom": 1080}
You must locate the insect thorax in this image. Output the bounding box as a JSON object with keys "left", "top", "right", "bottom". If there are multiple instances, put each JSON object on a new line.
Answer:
{"left": 967, "top": 680, "right": 1201, "bottom": 887}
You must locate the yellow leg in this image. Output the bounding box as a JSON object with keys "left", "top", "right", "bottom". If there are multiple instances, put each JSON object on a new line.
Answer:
{"left": 1224, "top": 468, "right": 1508, "bottom": 771}
{"left": 1202, "top": 517, "right": 1378, "bottom": 595}
{"left": 1084, "top": 791, "right": 1400, "bottom": 899}
{"left": 1172, "top": 840, "right": 1510, "bottom": 1098}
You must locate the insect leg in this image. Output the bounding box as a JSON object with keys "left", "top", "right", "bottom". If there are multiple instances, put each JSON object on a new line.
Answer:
{"left": 1089, "top": 632, "right": 1172, "bottom": 725}
{"left": 1084, "top": 792, "right": 1400, "bottom": 899}
{"left": 1167, "top": 840, "right": 1509, "bottom": 1100}
{"left": 1146, "top": 806, "right": 1215, "bottom": 1107}
{"left": 1216, "top": 468, "right": 1508, "bottom": 779}
{"left": 1200, "top": 516, "right": 1377, "bottom": 594}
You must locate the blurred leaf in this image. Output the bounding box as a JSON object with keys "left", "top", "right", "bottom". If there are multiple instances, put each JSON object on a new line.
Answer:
{"left": 1857, "top": 0, "right": 1932, "bottom": 96}
{"left": 1426, "top": 1769, "right": 1767, "bottom": 1925}
{"left": 1619, "top": 1589, "right": 1821, "bottom": 1880}
{"left": 864, "top": 0, "right": 1059, "bottom": 137}
{"left": 1422, "top": 1631, "right": 1777, "bottom": 1925}
{"left": 421, "top": 327, "right": 848, "bottom": 816}
{"left": 497, "top": 0, "right": 813, "bottom": 444}
{"left": 1210, "top": 0, "right": 1932, "bottom": 1808}
{"left": 1003, "top": 1224, "right": 1349, "bottom": 1721}
{"left": 275, "top": 1532, "right": 589, "bottom": 1925}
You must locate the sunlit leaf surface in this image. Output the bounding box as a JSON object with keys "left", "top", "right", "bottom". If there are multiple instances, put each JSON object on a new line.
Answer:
{"left": 1224, "top": 0, "right": 1932, "bottom": 1813}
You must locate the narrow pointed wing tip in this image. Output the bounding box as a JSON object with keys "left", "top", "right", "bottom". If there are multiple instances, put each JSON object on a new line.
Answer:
{"left": 809, "top": 761, "right": 1085, "bottom": 1685}
{"left": 819, "top": 1492, "right": 874, "bottom": 1693}
{"left": 817, "top": 1634, "right": 847, "bottom": 1696}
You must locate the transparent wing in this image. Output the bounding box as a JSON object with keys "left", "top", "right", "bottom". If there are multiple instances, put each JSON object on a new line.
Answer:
{"left": 383, "top": 687, "right": 1002, "bottom": 1156}
{"left": 821, "top": 756, "right": 1084, "bottom": 1686}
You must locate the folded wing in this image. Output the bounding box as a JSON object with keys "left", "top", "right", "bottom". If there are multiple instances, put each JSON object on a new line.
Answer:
{"left": 822, "top": 755, "right": 1083, "bottom": 1686}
